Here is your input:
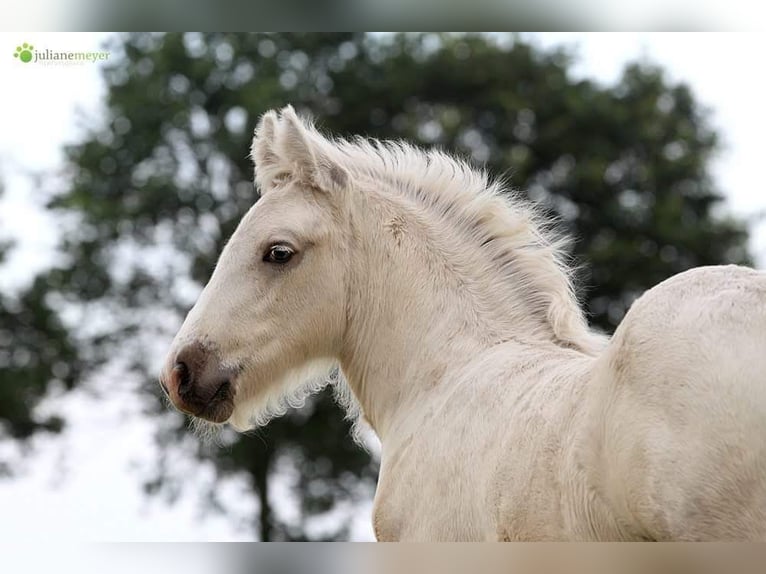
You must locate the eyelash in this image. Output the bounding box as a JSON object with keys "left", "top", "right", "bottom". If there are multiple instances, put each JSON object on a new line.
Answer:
{"left": 263, "top": 244, "right": 295, "bottom": 264}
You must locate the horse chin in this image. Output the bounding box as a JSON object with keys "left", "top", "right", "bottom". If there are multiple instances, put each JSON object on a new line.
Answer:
{"left": 225, "top": 374, "right": 262, "bottom": 431}
{"left": 224, "top": 358, "right": 339, "bottom": 432}
{"left": 228, "top": 401, "right": 256, "bottom": 432}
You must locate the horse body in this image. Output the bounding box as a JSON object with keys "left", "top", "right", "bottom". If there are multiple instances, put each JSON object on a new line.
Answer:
{"left": 373, "top": 265, "right": 766, "bottom": 541}
{"left": 160, "top": 106, "right": 766, "bottom": 540}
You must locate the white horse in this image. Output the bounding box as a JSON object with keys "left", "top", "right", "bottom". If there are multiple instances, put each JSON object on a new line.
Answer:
{"left": 160, "top": 105, "right": 766, "bottom": 541}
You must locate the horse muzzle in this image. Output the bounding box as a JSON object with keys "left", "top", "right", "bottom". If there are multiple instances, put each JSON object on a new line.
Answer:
{"left": 159, "top": 341, "right": 237, "bottom": 424}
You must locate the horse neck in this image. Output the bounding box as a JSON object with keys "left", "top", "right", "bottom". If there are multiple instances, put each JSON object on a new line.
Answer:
{"left": 337, "top": 189, "right": 553, "bottom": 440}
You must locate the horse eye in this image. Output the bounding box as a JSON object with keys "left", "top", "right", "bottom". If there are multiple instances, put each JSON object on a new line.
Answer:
{"left": 264, "top": 244, "right": 295, "bottom": 264}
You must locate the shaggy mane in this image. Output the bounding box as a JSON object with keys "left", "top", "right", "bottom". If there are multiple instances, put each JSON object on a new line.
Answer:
{"left": 299, "top": 125, "right": 605, "bottom": 356}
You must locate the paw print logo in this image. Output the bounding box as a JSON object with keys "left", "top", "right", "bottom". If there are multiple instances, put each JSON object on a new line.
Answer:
{"left": 13, "top": 43, "right": 34, "bottom": 63}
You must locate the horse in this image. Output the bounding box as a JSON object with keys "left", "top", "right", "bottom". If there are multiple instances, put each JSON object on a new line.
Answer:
{"left": 159, "top": 105, "right": 766, "bottom": 541}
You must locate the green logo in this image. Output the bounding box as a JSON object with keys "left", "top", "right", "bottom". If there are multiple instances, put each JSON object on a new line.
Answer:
{"left": 10, "top": 42, "right": 110, "bottom": 65}
{"left": 14, "top": 42, "right": 34, "bottom": 63}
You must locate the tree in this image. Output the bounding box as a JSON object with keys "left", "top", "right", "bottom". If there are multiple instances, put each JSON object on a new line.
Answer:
{"left": 0, "top": 180, "right": 83, "bottom": 476}
{"left": 5, "top": 33, "right": 751, "bottom": 539}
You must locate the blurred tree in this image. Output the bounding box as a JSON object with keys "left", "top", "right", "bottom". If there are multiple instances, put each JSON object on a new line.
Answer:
{"left": 11, "top": 33, "right": 751, "bottom": 538}
{"left": 0, "top": 181, "right": 82, "bottom": 476}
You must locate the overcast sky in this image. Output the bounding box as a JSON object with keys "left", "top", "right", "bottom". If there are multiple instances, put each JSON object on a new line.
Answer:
{"left": 0, "top": 33, "right": 764, "bottom": 542}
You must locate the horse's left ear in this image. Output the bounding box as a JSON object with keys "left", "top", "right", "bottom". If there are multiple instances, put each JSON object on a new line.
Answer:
{"left": 276, "top": 105, "right": 349, "bottom": 193}
{"left": 251, "top": 110, "right": 280, "bottom": 191}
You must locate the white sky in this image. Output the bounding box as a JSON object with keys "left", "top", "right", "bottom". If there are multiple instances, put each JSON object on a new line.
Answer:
{"left": 0, "top": 33, "right": 765, "bottom": 542}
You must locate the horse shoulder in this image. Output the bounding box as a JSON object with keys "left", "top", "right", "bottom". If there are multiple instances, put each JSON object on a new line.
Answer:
{"left": 479, "top": 346, "right": 601, "bottom": 540}
{"left": 373, "top": 346, "right": 581, "bottom": 540}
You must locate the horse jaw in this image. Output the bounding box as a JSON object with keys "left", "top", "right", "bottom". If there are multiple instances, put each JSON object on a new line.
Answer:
{"left": 228, "top": 358, "right": 338, "bottom": 431}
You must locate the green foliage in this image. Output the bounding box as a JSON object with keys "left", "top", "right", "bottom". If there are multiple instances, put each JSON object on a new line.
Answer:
{"left": 0, "top": 183, "right": 82, "bottom": 468}
{"left": 1, "top": 33, "right": 752, "bottom": 538}
{"left": 0, "top": 275, "right": 81, "bottom": 440}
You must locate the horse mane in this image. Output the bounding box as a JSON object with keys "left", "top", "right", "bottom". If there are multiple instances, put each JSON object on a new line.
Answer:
{"left": 255, "top": 108, "right": 605, "bottom": 356}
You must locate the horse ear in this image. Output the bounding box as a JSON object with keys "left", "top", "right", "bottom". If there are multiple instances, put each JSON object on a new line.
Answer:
{"left": 276, "top": 105, "right": 349, "bottom": 193}
{"left": 251, "top": 110, "right": 281, "bottom": 191}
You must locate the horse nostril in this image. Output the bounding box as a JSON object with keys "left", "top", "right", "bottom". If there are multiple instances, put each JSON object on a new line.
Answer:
{"left": 174, "top": 361, "right": 192, "bottom": 394}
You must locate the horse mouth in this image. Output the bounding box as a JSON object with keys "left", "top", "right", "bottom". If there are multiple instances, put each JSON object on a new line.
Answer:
{"left": 162, "top": 372, "right": 237, "bottom": 424}
{"left": 193, "top": 380, "right": 236, "bottom": 423}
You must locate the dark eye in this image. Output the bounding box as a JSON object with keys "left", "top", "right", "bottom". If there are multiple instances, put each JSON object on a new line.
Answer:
{"left": 264, "top": 244, "right": 295, "bottom": 264}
